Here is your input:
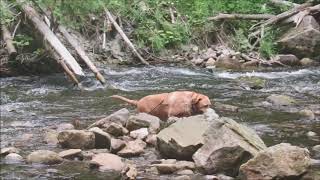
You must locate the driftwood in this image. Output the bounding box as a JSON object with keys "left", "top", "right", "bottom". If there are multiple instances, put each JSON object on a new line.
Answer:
{"left": 105, "top": 9, "right": 149, "bottom": 65}
{"left": 1, "top": 25, "right": 17, "bottom": 60}
{"left": 17, "top": 0, "right": 85, "bottom": 77}
{"left": 208, "top": 13, "right": 275, "bottom": 21}
{"left": 58, "top": 26, "right": 106, "bottom": 85}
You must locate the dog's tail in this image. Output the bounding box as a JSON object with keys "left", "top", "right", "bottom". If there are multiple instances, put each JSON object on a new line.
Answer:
{"left": 111, "top": 95, "right": 138, "bottom": 106}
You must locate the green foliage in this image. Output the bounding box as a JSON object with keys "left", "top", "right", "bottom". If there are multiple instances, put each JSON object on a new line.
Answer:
{"left": 259, "top": 30, "right": 278, "bottom": 58}
{"left": 13, "top": 34, "right": 33, "bottom": 47}
{"left": 0, "top": 0, "right": 15, "bottom": 25}
{"left": 34, "top": 0, "right": 288, "bottom": 55}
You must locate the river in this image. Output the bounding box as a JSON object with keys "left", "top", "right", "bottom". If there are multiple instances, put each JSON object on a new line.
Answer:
{"left": 1, "top": 66, "right": 319, "bottom": 179}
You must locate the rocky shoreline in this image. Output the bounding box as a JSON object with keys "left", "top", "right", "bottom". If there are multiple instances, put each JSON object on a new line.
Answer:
{"left": 2, "top": 105, "right": 319, "bottom": 180}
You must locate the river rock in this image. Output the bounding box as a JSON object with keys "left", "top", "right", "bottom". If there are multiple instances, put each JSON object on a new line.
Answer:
{"left": 241, "top": 61, "right": 259, "bottom": 70}
{"left": 215, "top": 102, "right": 239, "bottom": 112}
{"left": 307, "top": 131, "right": 317, "bottom": 137}
{"left": 89, "top": 153, "right": 125, "bottom": 172}
{"left": 300, "top": 58, "right": 319, "bottom": 66}
{"left": 299, "top": 109, "right": 315, "bottom": 120}
{"left": 239, "top": 143, "right": 311, "bottom": 180}
{"left": 174, "top": 175, "right": 191, "bottom": 180}
{"left": 1, "top": 147, "right": 20, "bottom": 156}
{"left": 44, "top": 129, "right": 59, "bottom": 145}
{"left": 146, "top": 134, "right": 157, "bottom": 146}
{"left": 205, "top": 58, "right": 216, "bottom": 67}
{"left": 278, "top": 15, "right": 320, "bottom": 58}
{"left": 88, "top": 108, "right": 130, "bottom": 128}
{"left": 152, "top": 160, "right": 195, "bottom": 174}
{"left": 214, "top": 55, "right": 241, "bottom": 70}
{"left": 4, "top": 153, "right": 23, "bottom": 164}
{"left": 57, "top": 123, "right": 75, "bottom": 132}
{"left": 125, "top": 164, "right": 138, "bottom": 180}
{"left": 126, "top": 113, "right": 161, "bottom": 133}
{"left": 89, "top": 127, "right": 111, "bottom": 149}
{"left": 266, "top": 94, "right": 296, "bottom": 106}
{"left": 110, "top": 138, "right": 126, "bottom": 153}
{"left": 176, "top": 169, "right": 194, "bottom": 175}
{"left": 273, "top": 54, "right": 300, "bottom": 66}
{"left": 312, "top": 145, "right": 320, "bottom": 159}
{"left": 157, "top": 115, "right": 211, "bottom": 160}
{"left": 27, "top": 150, "right": 63, "bottom": 165}
{"left": 58, "top": 130, "right": 95, "bottom": 149}
{"left": 117, "top": 139, "right": 146, "bottom": 157}
{"left": 58, "top": 149, "right": 82, "bottom": 160}
{"left": 105, "top": 122, "right": 129, "bottom": 137}
{"left": 192, "top": 117, "right": 266, "bottom": 176}
{"left": 130, "top": 128, "right": 149, "bottom": 140}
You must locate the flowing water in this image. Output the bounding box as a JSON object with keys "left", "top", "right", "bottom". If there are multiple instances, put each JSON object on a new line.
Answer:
{"left": 1, "top": 66, "right": 320, "bottom": 179}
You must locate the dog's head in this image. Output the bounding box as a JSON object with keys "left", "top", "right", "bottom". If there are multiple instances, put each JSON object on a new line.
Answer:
{"left": 192, "top": 93, "right": 212, "bottom": 113}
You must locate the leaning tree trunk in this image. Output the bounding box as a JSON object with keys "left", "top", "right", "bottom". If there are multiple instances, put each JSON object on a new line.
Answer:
{"left": 17, "top": 0, "right": 84, "bottom": 77}
{"left": 1, "top": 25, "right": 17, "bottom": 60}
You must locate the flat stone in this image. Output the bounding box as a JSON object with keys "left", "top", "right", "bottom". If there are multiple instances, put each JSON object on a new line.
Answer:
{"left": 126, "top": 113, "right": 160, "bottom": 133}
{"left": 58, "top": 149, "right": 82, "bottom": 160}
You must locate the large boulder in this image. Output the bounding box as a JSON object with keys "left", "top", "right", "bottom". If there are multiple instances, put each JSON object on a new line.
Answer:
{"left": 156, "top": 115, "right": 211, "bottom": 160}
{"left": 126, "top": 113, "right": 161, "bottom": 133}
{"left": 192, "top": 117, "right": 266, "bottom": 176}
{"left": 273, "top": 54, "right": 300, "bottom": 66}
{"left": 89, "top": 127, "right": 111, "bottom": 149}
{"left": 88, "top": 108, "right": 130, "bottom": 128}
{"left": 278, "top": 15, "right": 320, "bottom": 59}
{"left": 27, "top": 150, "right": 63, "bottom": 165}
{"left": 58, "top": 130, "right": 95, "bottom": 149}
{"left": 4, "top": 153, "right": 24, "bottom": 164}
{"left": 239, "top": 143, "right": 311, "bottom": 180}
{"left": 89, "top": 153, "right": 125, "bottom": 172}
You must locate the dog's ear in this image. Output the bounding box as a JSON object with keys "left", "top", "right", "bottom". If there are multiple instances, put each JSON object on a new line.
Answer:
{"left": 192, "top": 94, "right": 202, "bottom": 104}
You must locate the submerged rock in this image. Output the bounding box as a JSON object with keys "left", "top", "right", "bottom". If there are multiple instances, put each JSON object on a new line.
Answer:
{"left": 89, "top": 127, "right": 111, "bottom": 149}
{"left": 239, "top": 143, "right": 311, "bottom": 180}
{"left": 1, "top": 147, "right": 20, "bottom": 156}
{"left": 58, "top": 130, "right": 95, "bottom": 149}
{"left": 117, "top": 139, "right": 146, "bottom": 157}
{"left": 4, "top": 153, "right": 24, "bottom": 164}
{"left": 157, "top": 115, "right": 211, "bottom": 160}
{"left": 192, "top": 117, "right": 266, "bottom": 176}
{"left": 300, "top": 58, "right": 319, "bottom": 66}
{"left": 266, "top": 94, "right": 296, "bottom": 106}
{"left": 312, "top": 145, "right": 320, "bottom": 159}
{"left": 89, "top": 153, "right": 125, "bottom": 172}
{"left": 27, "top": 150, "right": 63, "bottom": 165}
{"left": 126, "top": 113, "right": 161, "bottom": 133}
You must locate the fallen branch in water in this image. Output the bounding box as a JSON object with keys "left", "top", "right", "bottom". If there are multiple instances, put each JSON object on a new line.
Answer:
{"left": 105, "top": 8, "right": 149, "bottom": 65}
{"left": 208, "top": 13, "right": 275, "bottom": 21}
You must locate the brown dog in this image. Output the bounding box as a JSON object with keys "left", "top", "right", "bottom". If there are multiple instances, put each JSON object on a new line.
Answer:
{"left": 111, "top": 91, "right": 212, "bottom": 120}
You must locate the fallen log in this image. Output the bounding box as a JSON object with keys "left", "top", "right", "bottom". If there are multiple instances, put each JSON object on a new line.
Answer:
{"left": 105, "top": 9, "right": 149, "bottom": 65}
{"left": 17, "top": 0, "right": 85, "bottom": 76}
{"left": 58, "top": 26, "right": 106, "bottom": 85}
{"left": 1, "top": 25, "right": 17, "bottom": 60}
{"left": 208, "top": 13, "right": 275, "bottom": 21}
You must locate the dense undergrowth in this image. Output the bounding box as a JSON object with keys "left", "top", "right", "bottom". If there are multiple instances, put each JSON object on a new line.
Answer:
{"left": 1, "top": 0, "right": 316, "bottom": 59}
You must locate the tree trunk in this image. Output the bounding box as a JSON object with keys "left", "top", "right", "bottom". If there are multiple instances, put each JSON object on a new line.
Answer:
{"left": 58, "top": 26, "right": 106, "bottom": 84}
{"left": 17, "top": 0, "right": 84, "bottom": 76}
{"left": 1, "top": 25, "right": 17, "bottom": 60}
